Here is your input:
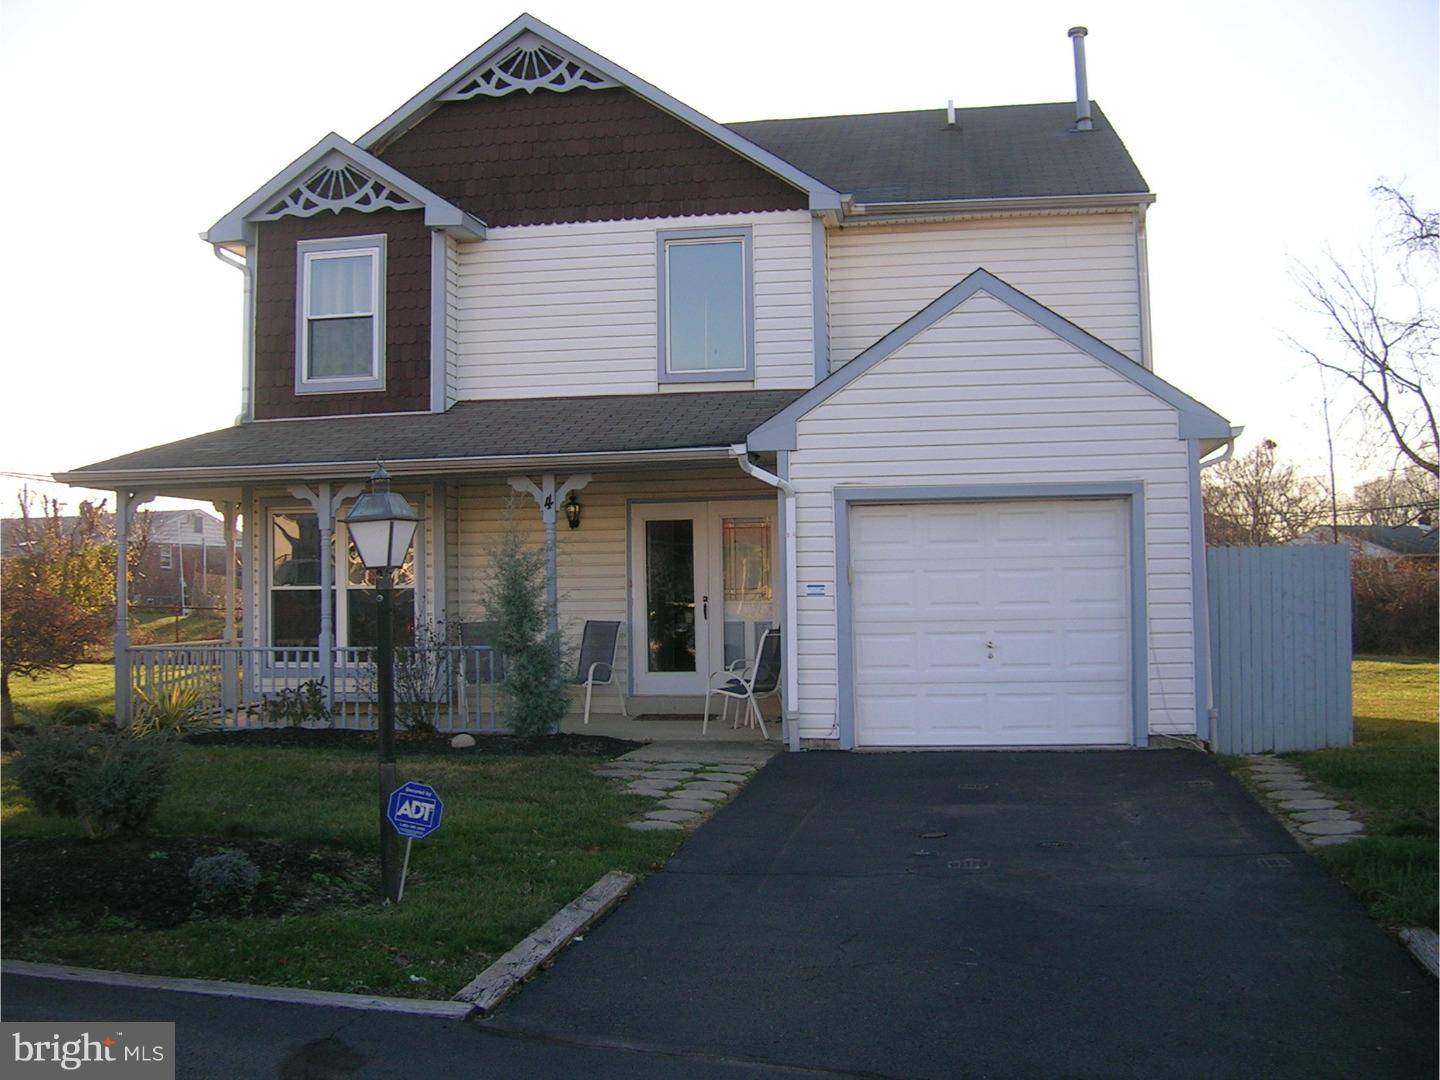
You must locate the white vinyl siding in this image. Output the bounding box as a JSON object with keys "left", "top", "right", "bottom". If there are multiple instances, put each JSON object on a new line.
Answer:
{"left": 827, "top": 212, "right": 1143, "bottom": 370}
{"left": 787, "top": 290, "right": 1197, "bottom": 742}
{"left": 452, "top": 211, "right": 814, "bottom": 397}
{"left": 453, "top": 467, "right": 775, "bottom": 689}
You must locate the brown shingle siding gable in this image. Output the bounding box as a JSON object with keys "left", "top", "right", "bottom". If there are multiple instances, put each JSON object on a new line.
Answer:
{"left": 253, "top": 209, "right": 430, "bottom": 419}
{"left": 379, "top": 87, "right": 808, "bottom": 227}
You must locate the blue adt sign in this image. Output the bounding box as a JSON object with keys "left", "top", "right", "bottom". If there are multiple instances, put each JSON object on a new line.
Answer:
{"left": 386, "top": 782, "right": 444, "bottom": 840}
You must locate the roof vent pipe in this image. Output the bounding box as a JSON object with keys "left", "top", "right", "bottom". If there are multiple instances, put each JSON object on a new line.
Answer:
{"left": 945, "top": 99, "right": 956, "bottom": 128}
{"left": 1068, "top": 26, "right": 1093, "bottom": 131}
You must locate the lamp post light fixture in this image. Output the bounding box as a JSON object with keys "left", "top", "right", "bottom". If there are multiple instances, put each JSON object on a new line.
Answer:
{"left": 563, "top": 490, "right": 582, "bottom": 530}
{"left": 346, "top": 464, "right": 419, "bottom": 903}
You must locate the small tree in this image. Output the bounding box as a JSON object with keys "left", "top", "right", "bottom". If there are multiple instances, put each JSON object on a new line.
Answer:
{"left": 1, "top": 564, "right": 106, "bottom": 725}
{"left": 6, "top": 487, "right": 151, "bottom": 615}
{"left": 1202, "top": 440, "right": 1328, "bottom": 546}
{"left": 480, "top": 507, "right": 570, "bottom": 737}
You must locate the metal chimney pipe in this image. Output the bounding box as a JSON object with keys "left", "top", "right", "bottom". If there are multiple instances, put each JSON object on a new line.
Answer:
{"left": 1068, "top": 26, "right": 1093, "bottom": 131}
{"left": 946, "top": 99, "right": 956, "bottom": 128}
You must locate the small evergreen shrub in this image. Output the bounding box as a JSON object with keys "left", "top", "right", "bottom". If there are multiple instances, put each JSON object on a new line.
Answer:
{"left": 188, "top": 850, "right": 262, "bottom": 903}
{"left": 9, "top": 727, "right": 177, "bottom": 838}
{"left": 482, "top": 505, "right": 570, "bottom": 737}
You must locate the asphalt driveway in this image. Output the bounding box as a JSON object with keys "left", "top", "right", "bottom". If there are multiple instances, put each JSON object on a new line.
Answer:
{"left": 489, "top": 749, "right": 1436, "bottom": 1079}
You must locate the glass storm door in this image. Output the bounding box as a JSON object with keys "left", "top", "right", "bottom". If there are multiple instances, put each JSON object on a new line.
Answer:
{"left": 630, "top": 501, "right": 776, "bottom": 696}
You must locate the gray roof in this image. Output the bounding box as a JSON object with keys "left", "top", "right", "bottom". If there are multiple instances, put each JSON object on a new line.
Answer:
{"left": 63, "top": 391, "right": 806, "bottom": 477}
{"left": 729, "top": 103, "right": 1148, "bottom": 205}
{"left": 1337, "top": 525, "right": 1438, "bottom": 556}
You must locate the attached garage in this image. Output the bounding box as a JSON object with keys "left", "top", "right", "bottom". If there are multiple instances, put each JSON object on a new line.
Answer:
{"left": 847, "top": 495, "right": 1137, "bottom": 747}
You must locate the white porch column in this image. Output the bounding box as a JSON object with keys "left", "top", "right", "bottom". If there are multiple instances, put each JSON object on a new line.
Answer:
{"left": 290, "top": 481, "right": 363, "bottom": 707}
{"left": 212, "top": 500, "right": 239, "bottom": 644}
{"left": 114, "top": 488, "right": 155, "bottom": 725}
{"left": 507, "top": 473, "right": 591, "bottom": 638}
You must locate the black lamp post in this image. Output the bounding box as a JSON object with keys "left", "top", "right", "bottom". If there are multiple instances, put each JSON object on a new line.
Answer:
{"left": 346, "top": 464, "right": 419, "bottom": 903}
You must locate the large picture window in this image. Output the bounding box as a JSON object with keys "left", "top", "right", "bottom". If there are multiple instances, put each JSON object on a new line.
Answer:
{"left": 657, "top": 228, "right": 753, "bottom": 383}
{"left": 267, "top": 509, "right": 415, "bottom": 649}
{"left": 296, "top": 236, "right": 386, "bottom": 394}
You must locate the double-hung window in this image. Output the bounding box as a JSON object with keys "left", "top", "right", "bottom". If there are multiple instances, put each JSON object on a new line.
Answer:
{"left": 657, "top": 227, "right": 753, "bottom": 382}
{"left": 296, "top": 236, "right": 386, "bottom": 394}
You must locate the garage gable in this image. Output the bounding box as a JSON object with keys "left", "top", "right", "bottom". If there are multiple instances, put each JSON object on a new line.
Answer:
{"left": 747, "top": 268, "right": 1231, "bottom": 450}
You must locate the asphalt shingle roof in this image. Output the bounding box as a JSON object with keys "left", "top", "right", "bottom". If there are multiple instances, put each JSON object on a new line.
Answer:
{"left": 729, "top": 102, "right": 1148, "bottom": 204}
{"left": 64, "top": 391, "right": 807, "bottom": 476}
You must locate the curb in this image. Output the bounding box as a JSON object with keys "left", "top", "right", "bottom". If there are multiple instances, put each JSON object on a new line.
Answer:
{"left": 1399, "top": 928, "right": 1438, "bottom": 979}
{"left": 1, "top": 960, "right": 476, "bottom": 1020}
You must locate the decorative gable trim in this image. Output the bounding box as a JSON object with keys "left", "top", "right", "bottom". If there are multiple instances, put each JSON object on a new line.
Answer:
{"left": 205, "top": 133, "right": 487, "bottom": 249}
{"left": 439, "top": 30, "right": 618, "bottom": 99}
{"left": 358, "top": 14, "right": 841, "bottom": 212}
{"left": 746, "top": 267, "right": 1233, "bottom": 450}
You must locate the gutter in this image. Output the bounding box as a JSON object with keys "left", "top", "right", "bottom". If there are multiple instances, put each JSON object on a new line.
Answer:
{"left": 729, "top": 444, "right": 801, "bottom": 752}
{"left": 212, "top": 246, "right": 254, "bottom": 423}
{"left": 841, "top": 191, "right": 1155, "bottom": 224}
{"left": 54, "top": 446, "right": 738, "bottom": 489}
{"left": 1200, "top": 426, "right": 1244, "bottom": 469}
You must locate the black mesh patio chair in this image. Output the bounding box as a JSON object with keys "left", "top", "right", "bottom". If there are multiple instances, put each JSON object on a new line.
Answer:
{"left": 703, "top": 627, "right": 780, "bottom": 739}
{"left": 575, "top": 620, "right": 626, "bottom": 725}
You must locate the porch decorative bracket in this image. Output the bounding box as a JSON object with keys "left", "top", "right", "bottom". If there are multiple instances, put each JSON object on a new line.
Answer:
{"left": 288, "top": 481, "right": 365, "bottom": 528}
{"left": 441, "top": 32, "right": 618, "bottom": 99}
{"left": 507, "top": 474, "right": 591, "bottom": 524}
{"left": 124, "top": 490, "right": 157, "bottom": 525}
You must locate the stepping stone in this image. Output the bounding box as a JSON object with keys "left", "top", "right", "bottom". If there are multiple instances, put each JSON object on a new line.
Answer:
{"left": 659, "top": 798, "right": 714, "bottom": 813}
{"left": 1278, "top": 798, "right": 1339, "bottom": 811}
{"left": 1252, "top": 770, "right": 1305, "bottom": 782}
{"left": 597, "top": 768, "right": 643, "bottom": 778}
{"left": 702, "top": 764, "right": 753, "bottom": 774}
{"left": 698, "top": 770, "right": 751, "bottom": 781}
{"left": 647, "top": 808, "right": 700, "bottom": 823}
{"left": 1265, "top": 788, "right": 1322, "bottom": 801}
{"left": 1311, "top": 834, "right": 1362, "bottom": 847}
{"left": 676, "top": 788, "right": 726, "bottom": 803}
{"left": 648, "top": 761, "right": 705, "bottom": 770}
{"left": 627, "top": 819, "right": 682, "bottom": 832}
{"left": 1290, "top": 808, "right": 1351, "bottom": 823}
{"left": 625, "top": 784, "right": 674, "bottom": 798}
{"left": 642, "top": 771, "right": 694, "bottom": 781}
{"left": 682, "top": 783, "right": 737, "bottom": 797}
{"left": 1299, "top": 818, "right": 1364, "bottom": 836}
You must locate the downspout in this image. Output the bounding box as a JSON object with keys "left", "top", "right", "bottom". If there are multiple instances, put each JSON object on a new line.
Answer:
{"left": 212, "top": 246, "right": 254, "bottom": 424}
{"left": 1196, "top": 426, "right": 1243, "bottom": 743}
{"left": 730, "top": 444, "right": 801, "bottom": 751}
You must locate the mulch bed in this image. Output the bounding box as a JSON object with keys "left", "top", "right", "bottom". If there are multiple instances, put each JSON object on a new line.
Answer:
{"left": 183, "top": 727, "right": 643, "bottom": 757}
{"left": 2, "top": 835, "right": 377, "bottom": 937}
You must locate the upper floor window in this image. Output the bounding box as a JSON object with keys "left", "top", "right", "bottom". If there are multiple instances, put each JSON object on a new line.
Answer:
{"left": 296, "top": 235, "right": 386, "bottom": 394}
{"left": 657, "top": 227, "right": 753, "bottom": 383}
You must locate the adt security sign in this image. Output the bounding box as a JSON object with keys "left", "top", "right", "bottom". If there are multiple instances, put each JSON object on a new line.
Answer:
{"left": 386, "top": 782, "right": 444, "bottom": 840}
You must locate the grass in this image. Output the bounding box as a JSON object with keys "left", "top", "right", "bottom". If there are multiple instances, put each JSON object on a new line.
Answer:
{"left": 131, "top": 609, "right": 226, "bottom": 644}
{"left": 1288, "top": 657, "right": 1437, "bottom": 930}
{"left": 2, "top": 743, "right": 682, "bottom": 997}
{"left": 8, "top": 663, "right": 116, "bottom": 719}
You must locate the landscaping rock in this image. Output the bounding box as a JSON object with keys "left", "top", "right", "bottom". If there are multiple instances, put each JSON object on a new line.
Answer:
{"left": 1278, "top": 798, "right": 1340, "bottom": 811}
{"left": 626, "top": 819, "right": 682, "bottom": 832}
{"left": 647, "top": 809, "right": 700, "bottom": 823}
{"left": 1310, "top": 834, "right": 1361, "bottom": 847}
{"left": 450, "top": 733, "right": 477, "bottom": 749}
{"left": 659, "top": 798, "right": 714, "bottom": 813}
{"left": 1289, "top": 808, "right": 1352, "bottom": 823}
{"left": 1299, "top": 819, "right": 1364, "bottom": 836}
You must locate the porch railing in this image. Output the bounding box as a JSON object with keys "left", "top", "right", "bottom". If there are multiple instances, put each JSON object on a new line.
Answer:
{"left": 125, "top": 644, "right": 499, "bottom": 733}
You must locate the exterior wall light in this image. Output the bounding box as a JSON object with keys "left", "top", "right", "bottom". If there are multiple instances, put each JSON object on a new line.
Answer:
{"left": 564, "top": 490, "right": 582, "bottom": 530}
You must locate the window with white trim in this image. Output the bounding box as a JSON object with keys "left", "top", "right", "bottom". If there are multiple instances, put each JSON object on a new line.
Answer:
{"left": 268, "top": 509, "right": 415, "bottom": 648}
{"left": 159, "top": 547, "right": 173, "bottom": 570}
{"left": 658, "top": 228, "right": 753, "bottom": 382}
{"left": 296, "top": 236, "right": 386, "bottom": 394}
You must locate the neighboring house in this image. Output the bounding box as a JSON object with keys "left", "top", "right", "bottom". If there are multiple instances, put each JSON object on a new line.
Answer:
{"left": 1, "top": 509, "right": 239, "bottom": 608}
{"left": 57, "top": 15, "right": 1237, "bottom": 749}
{"left": 1293, "top": 525, "right": 1439, "bottom": 559}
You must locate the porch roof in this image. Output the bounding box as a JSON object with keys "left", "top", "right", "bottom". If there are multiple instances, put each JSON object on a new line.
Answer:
{"left": 55, "top": 390, "right": 805, "bottom": 487}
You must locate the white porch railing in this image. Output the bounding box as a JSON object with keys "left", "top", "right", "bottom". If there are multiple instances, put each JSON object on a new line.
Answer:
{"left": 125, "top": 644, "right": 499, "bottom": 733}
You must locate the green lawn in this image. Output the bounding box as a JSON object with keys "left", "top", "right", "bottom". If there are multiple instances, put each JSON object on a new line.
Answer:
{"left": 131, "top": 609, "right": 226, "bottom": 644}
{"left": 8, "top": 663, "right": 116, "bottom": 720}
{"left": 1289, "top": 658, "right": 1438, "bottom": 929}
{"left": 2, "top": 743, "right": 681, "bottom": 997}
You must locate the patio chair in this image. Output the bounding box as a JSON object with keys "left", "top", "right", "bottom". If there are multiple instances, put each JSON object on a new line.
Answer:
{"left": 703, "top": 627, "right": 780, "bottom": 739}
{"left": 576, "top": 620, "right": 627, "bottom": 725}
{"left": 457, "top": 621, "right": 503, "bottom": 719}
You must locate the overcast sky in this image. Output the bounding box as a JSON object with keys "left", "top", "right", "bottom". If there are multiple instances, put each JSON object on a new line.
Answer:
{"left": 1, "top": 0, "right": 1435, "bottom": 518}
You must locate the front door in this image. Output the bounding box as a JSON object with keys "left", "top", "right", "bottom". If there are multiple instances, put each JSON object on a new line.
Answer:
{"left": 630, "top": 500, "right": 777, "bottom": 696}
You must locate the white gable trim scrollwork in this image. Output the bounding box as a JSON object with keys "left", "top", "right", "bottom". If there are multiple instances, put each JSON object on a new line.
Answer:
{"left": 440, "top": 31, "right": 618, "bottom": 99}
{"left": 254, "top": 151, "right": 423, "bottom": 222}
{"left": 204, "top": 133, "right": 486, "bottom": 249}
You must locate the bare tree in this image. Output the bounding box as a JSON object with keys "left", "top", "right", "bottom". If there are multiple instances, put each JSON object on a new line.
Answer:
{"left": 1291, "top": 185, "right": 1438, "bottom": 477}
{"left": 1347, "top": 466, "right": 1440, "bottom": 527}
{"left": 1202, "top": 440, "right": 1328, "bottom": 546}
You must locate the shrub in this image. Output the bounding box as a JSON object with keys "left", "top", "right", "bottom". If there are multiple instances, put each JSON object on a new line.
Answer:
{"left": 1352, "top": 557, "right": 1438, "bottom": 656}
{"left": 188, "top": 850, "right": 262, "bottom": 903}
{"left": 48, "top": 701, "right": 108, "bottom": 728}
{"left": 9, "top": 728, "right": 177, "bottom": 838}
{"left": 255, "top": 680, "right": 330, "bottom": 728}
{"left": 131, "top": 685, "right": 212, "bottom": 738}
{"left": 481, "top": 507, "right": 570, "bottom": 737}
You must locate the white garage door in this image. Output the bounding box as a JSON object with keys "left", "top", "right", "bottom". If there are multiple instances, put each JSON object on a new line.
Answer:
{"left": 850, "top": 499, "right": 1132, "bottom": 747}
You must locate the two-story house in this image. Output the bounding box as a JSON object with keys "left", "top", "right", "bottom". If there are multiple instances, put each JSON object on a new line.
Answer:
{"left": 59, "top": 14, "right": 1237, "bottom": 749}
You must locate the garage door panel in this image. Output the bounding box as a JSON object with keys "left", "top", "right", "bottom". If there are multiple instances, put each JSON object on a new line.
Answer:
{"left": 851, "top": 498, "right": 1132, "bottom": 748}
